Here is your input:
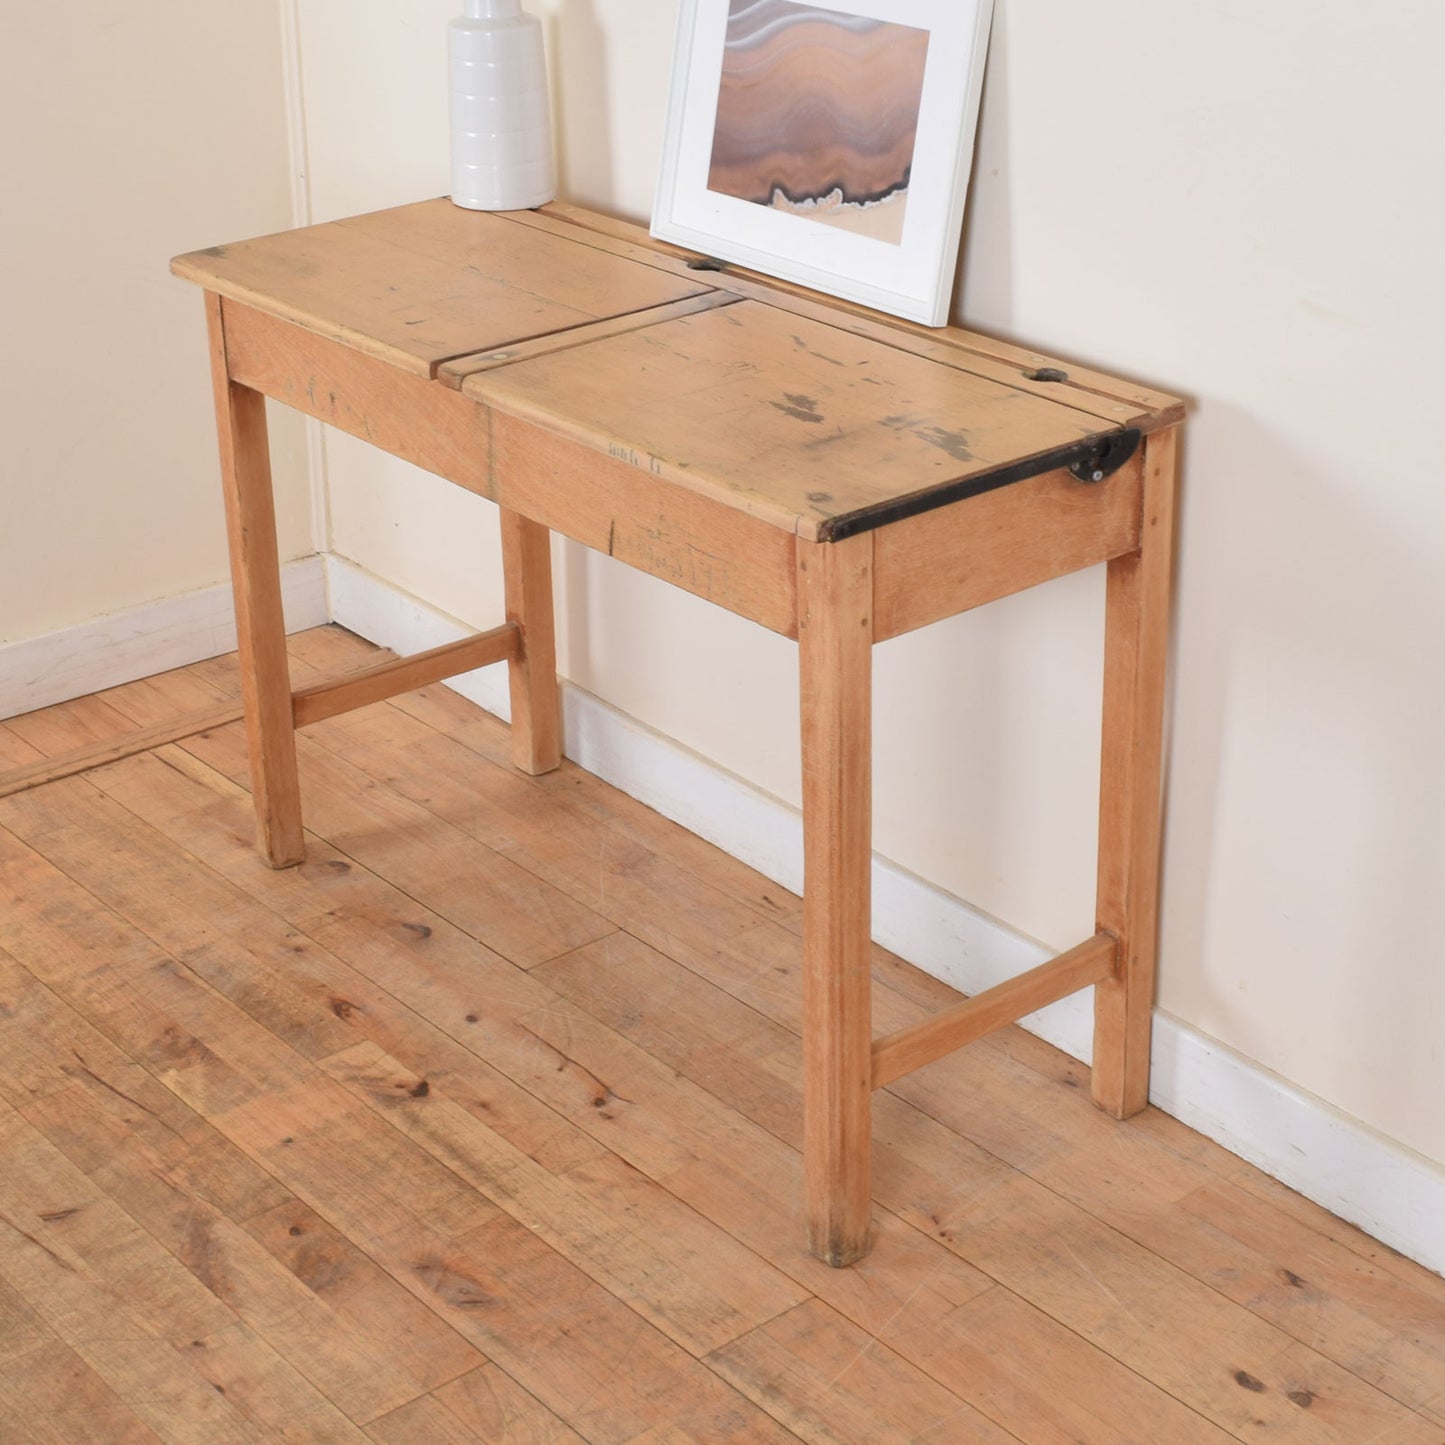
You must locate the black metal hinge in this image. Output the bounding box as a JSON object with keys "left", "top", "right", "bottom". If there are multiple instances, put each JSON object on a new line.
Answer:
{"left": 819, "top": 428, "right": 1142, "bottom": 542}
{"left": 1067, "top": 430, "right": 1140, "bottom": 484}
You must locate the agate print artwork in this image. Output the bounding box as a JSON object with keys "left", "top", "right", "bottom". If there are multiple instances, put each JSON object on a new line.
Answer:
{"left": 653, "top": 0, "right": 994, "bottom": 325}
{"left": 706, "top": 2, "right": 929, "bottom": 246}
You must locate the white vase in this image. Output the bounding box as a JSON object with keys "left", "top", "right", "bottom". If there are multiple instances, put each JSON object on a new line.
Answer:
{"left": 449, "top": 0, "right": 556, "bottom": 211}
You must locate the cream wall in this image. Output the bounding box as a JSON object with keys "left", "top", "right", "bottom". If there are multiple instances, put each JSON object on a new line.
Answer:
{"left": 0, "top": 2, "right": 311, "bottom": 647}
{"left": 295, "top": 2, "right": 1445, "bottom": 1171}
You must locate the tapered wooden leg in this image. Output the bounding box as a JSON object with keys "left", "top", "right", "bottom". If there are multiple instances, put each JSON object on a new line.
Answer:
{"left": 797, "top": 533, "right": 874, "bottom": 1266}
{"left": 1092, "top": 427, "right": 1179, "bottom": 1116}
{"left": 500, "top": 508, "right": 561, "bottom": 775}
{"left": 206, "top": 293, "right": 304, "bottom": 868}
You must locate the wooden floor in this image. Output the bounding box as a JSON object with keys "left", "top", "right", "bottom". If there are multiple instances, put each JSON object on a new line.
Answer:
{"left": 1, "top": 627, "right": 1443, "bottom": 1444}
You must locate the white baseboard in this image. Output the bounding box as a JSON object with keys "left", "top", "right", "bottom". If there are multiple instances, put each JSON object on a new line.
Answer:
{"left": 0, "top": 557, "right": 329, "bottom": 721}
{"left": 327, "top": 553, "right": 1445, "bottom": 1278}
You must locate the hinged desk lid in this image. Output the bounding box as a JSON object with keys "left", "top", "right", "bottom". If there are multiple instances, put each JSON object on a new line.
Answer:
{"left": 464, "top": 297, "right": 1135, "bottom": 541}
{"left": 171, "top": 198, "right": 714, "bottom": 378}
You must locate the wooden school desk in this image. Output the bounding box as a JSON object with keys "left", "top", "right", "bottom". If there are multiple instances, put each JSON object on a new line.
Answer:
{"left": 173, "top": 199, "right": 1182, "bottom": 1267}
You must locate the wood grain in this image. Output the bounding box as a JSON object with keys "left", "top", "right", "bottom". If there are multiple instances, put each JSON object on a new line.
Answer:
{"left": 438, "top": 292, "right": 745, "bottom": 388}
{"left": 319, "top": 1039, "right": 809, "bottom": 1357}
{"left": 383, "top": 676, "right": 803, "bottom": 927}
{"left": 207, "top": 292, "right": 304, "bottom": 868}
{"left": 519, "top": 203, "right": 1187, "bottom": 423}
{"left": 219, "top": 299, "right": 493, "bottom": 494}
{"left": 872, "top": 455, "right": 1143, "bottom": 641}
{"left": 871, "top": 933, "right": 1117, "bottom": 1089}
{"left": 291, "top": 626, "right": 519, "bottom": 730}
{"left": 4, "top": 692, "right": 146, "bottom": 758}
{"left": 536, "top": 921, "right": 1444, "bottom": 1443}
{"left": 425, "top": 1365, "right": 586, "bottom": 1443}
{"left": 0, "top": 1336, "right": 164, "bottom": 1445}
{"left": 0, "top": 725, "right": 44, "bottom": 770}
{"left": 0, "top": 703, "right": 244, "bottom": 800}
{"left": 91, "top": 740, "right": 997, "bottom": 1345}
{"left": 174, "top": 198, "right": 712, "bottom": 377}
{"left": 707, "top": 1298, "right": 1014, "bottom": 1443}
{"left": 1092, "top": 426, "right": 1179, "bottom": 1117}
{"left": 0, "top": 1103, "right": 364, "bottom": 1443}
{"left": 797, "top": 534, "right": 875, "bottom": 1266}
{"left": 465, "top": 298, "right": 1111, "bottom": 542}
{"left": 2, "top": 633, "right": 1443, "bottom": 1444}
{"left": 489, "top": 414, "right": 799, "bottom": 636}
{"left": 499, "top": 510, "right": 562, "bottom": 775}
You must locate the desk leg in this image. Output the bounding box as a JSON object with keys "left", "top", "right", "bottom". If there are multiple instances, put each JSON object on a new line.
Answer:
{"left": 500, "top": 509, "right": 561, "bottom": 775}
{"left": 205, "top": 293, "right": 304, "bottom": 868}
{"left": 1093, "top": 426, "right": 1178, "bottom": 1116}
{"left": 798, "top": 533, "right": 874, "bottom": 1266}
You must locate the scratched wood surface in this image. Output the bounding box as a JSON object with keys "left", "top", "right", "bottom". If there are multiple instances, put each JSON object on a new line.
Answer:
{"left": 518, "top": 202, "right": 1186, "bottom": 425}
{"left": 172, "top": 198, "right": 711, "bottom": 377}
{"left": 174, "top": 198, "right": 1179, "bottom": 547}
{"left": 2, "top": 628, "right": 1445, "bottom": 1443}
{"left": 463, "top": 298, "right": 1115, "bottom": 542}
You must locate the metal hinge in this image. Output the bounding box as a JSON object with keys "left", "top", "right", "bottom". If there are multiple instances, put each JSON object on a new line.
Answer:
{"left": 1068, "top": 429, "right": 1140, "bottom": 484}
{"left": 820, "top": 428, "right": 1144, "bottom": 541}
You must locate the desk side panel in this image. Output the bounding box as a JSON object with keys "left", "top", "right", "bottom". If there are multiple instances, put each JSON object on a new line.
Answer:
{"left": 490, "top": 416, "right": 799, "bottom": 638}
{"left": 872, "top": 460, "right": 1143, "bottom": 641}
{"left": 221, "top": 301, "right": 493, "bottom": 493}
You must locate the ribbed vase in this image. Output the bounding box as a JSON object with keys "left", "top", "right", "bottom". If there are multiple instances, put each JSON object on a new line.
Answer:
{"left": 448, "top": 0, "right": 556, "bottom": 211}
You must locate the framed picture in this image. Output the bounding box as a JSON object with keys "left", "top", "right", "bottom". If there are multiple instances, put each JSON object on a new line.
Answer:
{"left": 652, "top": 0, "right": 994, "bottom": 327}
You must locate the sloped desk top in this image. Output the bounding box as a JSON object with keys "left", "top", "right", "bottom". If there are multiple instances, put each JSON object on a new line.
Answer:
{"left": 174, "top": 198, "right": 1180, "bottom": 544}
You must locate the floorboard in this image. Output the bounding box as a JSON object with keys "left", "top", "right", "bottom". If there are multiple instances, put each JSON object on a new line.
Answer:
{"left": 1, "top": 625, "right": 1442, "bottom": 1444}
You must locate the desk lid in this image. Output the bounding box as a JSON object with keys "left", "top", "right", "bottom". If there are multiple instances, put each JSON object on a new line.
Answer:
{"left": 171, "top": 199, "right": 713, "bottom": 379}
{"left": 464, "top": 296, "right": 1142, "bottom": 541}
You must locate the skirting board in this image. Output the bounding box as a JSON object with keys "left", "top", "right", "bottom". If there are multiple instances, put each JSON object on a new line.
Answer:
{"left": 0, "top": 557, "right": 329, "bottom": 721}
{"left": 326, "top": 552, "right": 1445, "bottom": 1278}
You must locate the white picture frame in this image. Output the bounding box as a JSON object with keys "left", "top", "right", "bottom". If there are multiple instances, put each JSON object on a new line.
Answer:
{"left": 652, "top": 0, "right": 994, "bottom": 327}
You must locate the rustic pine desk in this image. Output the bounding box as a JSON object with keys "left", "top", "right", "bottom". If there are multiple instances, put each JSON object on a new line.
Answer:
{"left": 173, "top": 199, "right": 1182, "bottom": 1267}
